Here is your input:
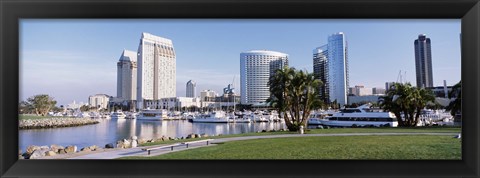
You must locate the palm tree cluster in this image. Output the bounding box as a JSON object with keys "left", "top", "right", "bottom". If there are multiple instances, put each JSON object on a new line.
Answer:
{"left": 445, "top": 81, "right": 461, "bottom": 117}
{"left": 379, "top": 83, "right": 436, "bottom": 127}
{"left": 268, "top": 67, "right": 323, "bottom": 131}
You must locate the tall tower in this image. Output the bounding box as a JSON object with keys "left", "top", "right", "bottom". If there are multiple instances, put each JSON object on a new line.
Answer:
{"left": 313, "top": 45, "right": 329, "bottom": 103}
{"left": 137, "top": 32, "right": 176, "bottom": 109}
{"left": 116, "top": 49, "right": 137, "bottom": 101}
{"left": 414, "top": 34, "right": 433, "bottom": 88}
{"left": 186, "top": 80, "right": 196, "bottom": 98}
{"left": 240, "top": 50, "right": 288, "bottom": 105}
{"left": 327, "top": 32, "right": 349, "bottom": 106}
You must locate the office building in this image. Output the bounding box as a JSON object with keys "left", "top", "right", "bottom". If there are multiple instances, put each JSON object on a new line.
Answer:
{"left": 117, "top": 50, "right": 137, "bottom": 101}
{"left": 240, "top": 50, "right": 288, "bottom": 105}
{"left": 136, "top": 33, "right": 176, "bottom": 109}
{"left": 186, "top": 80, "right": 196, "bottom": 98}
{"left": 414, "top": 34, "right": 434, "bottom": 88}
{"left": 313, "top": 32, "right": 349, "bottom": 106}
{"left": 313, "top": 45, "right": 329, "bottom": 103}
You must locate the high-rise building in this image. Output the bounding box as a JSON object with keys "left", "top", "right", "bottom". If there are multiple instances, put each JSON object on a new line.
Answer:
{"left": 313, "top": 45, "right": 329, "bottom": 103}
{"left": 186, "top": 80, "right": 196, "bottom": 97}
{"left": 117, "top": 50, "right": 137, "bottom": 101}
{"left": 200, "top": 90, "right": 217, "bottom": 102}
{"left": 414, "top": 34, "right": 433, "bottom": 88}
{"left": 136, "top": 33, "right": 176, "bottom": 109}
{"left": 327, "top": 32, "right": 349, "bottom": 106}
{"left": 313, "top": 32, "right": 349, "bottom": 106}
{"left": 240, "top": 50, "right": 288, "bottom": 105}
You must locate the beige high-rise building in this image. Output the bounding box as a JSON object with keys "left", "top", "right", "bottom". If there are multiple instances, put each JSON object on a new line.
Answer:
{"left": 136, "top": 33, "right": 176, "bottom": 109}
{"left": 117, "top": 50, "right": 137, "bottom": 101}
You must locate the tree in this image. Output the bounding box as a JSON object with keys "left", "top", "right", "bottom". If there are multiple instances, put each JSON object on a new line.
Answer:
{"left": 268, "top": 67, "right": 323, "bottom": 131}
{"left": 379, "top": 83, "right": 436, "bottom": 127}
{"left": 22, "top": 94, "right": 57, "bottom": 116}
{"left": 446, "top": 80, "right": 461, "bottom": 116}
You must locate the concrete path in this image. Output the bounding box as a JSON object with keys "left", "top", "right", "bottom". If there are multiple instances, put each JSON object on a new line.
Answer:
{"left": 68, "top": 132, "right": 459, "bottom": 159}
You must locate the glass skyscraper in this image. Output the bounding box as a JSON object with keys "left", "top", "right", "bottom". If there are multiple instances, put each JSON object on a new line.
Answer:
{"left": 313, "top": 32, "right": 349, "bottom": 106}
{"left": 186, "top": 80, "right": 196, "bottom": 98}
{"left": 414, "top": 34, "right": 433, "bottom": 88}
{"left": 240, "top": 50, "right": 288, "bottom": 105}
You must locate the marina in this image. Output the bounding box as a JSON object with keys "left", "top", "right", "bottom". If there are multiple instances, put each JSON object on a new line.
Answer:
{"left": 19, "top": 118, "right": 287, "bottom": 152}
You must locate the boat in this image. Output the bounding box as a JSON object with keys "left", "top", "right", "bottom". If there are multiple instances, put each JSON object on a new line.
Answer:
{"left": 319, "top": 104, "right": 398, "bottom": 127}
{"left": 191, "top": 111, "right": 231, "bottom": 123}
{"left": 136, "top": 109, "right": 167, "bottom": 121}
{"left": 110, "top": 110, "right": 126, "bottom": 119}
{"left": 125, "top": 112, "right": 138, "bottom": 119}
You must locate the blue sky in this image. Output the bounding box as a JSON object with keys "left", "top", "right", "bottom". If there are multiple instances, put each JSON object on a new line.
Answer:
{"left": 20, "top": 19, "right": 461, "bottom": 106}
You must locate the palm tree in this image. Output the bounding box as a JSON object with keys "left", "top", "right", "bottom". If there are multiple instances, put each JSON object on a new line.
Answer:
{"left": 268, "top": 67, "right": 323, "bottom": 131}
{"left": 446, "top": 81, "right": 461, "bottom": 117}
{"left": 380, "top": 83, "right": 435, "bottom": 127}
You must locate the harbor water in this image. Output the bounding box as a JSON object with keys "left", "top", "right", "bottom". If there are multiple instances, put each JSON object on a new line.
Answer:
{"left": 19, "top": 119, "right": 287, "bottom": 151}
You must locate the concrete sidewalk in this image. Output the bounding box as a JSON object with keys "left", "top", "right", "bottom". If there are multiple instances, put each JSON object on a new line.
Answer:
{"left": 68, "top": 132, "right": 458, "bottom": 159}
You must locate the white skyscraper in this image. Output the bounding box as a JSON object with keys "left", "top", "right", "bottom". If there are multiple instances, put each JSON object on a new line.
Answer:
{"left": 136, "top": 32, "right": 176, "bottom": 109}
{"left": 117, "top": 50, "right": 137, "bottom": 101}
{"left": 240, "top": 50, "right": 288, "bottom": 105}
{"left": 186, "top": 80, "right": 196, "bottom": 97}
{"left": 327, "top": 32, "right": 349, "bottom": 106}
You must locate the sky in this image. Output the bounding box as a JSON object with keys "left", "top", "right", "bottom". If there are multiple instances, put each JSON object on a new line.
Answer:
{"left": 20, "top": 19, "right": 461, "bottom": 106}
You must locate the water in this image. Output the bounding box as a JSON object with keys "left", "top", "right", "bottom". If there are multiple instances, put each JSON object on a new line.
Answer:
{"left": 19, "top": 119, "right": 287, "bottom": 151}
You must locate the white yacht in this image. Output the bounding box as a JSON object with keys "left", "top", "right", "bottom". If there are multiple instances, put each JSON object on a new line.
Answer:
{"left": 319, "top": 104, "right": 398, "bottom": 127}
{"left": 192, "top": 111, "right": 231, "bottom": 123}
{"left": 110, "top": 110, "right": 126, "bottom": 119}
{"left": 136, "top": 109, "right": 167, "bottom": 121}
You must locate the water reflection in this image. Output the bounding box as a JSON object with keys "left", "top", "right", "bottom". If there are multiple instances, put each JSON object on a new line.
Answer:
{"left": 19, "top": 119, "right": 286, "bottom": 151}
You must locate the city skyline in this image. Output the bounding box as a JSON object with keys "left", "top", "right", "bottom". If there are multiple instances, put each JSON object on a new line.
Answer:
{"left": 20, "top": 19, "right": 461, "bottom": 106}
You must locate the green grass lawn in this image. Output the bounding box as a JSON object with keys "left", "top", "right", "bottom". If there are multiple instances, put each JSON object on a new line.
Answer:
{"left": 139, "top": 127, "right": 460, "bottom": 147}
{"left": 123, "top": 135, "right": 461, "bottom": 160}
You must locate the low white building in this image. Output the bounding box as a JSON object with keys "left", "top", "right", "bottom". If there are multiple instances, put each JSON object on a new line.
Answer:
{"left": 66, "top": 100, "right": 87, "bottom": 110}
{"left": 144, "top": 97, "right": 201, "bottom": 110}
{"left": 347, "top": 95, "right": 383, "bottom": 105}
{"left": 88, "top": 94, "right": 110, "bottom": 110}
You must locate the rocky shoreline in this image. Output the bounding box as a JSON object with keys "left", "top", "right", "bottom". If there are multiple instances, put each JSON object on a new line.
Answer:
{"left": 19, "top": 118, "right": 99, "bottom": 129}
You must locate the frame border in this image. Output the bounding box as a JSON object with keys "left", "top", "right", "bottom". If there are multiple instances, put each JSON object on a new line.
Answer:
{"left": 1, "top": 0, "right": 479, "bottom": 177}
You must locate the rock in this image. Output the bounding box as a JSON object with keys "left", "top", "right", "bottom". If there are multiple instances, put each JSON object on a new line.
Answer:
{"left": 80, "top": 147, "right": 91, "bottom": 152}
{"left": 137, "top": 138, "right": 147, "bottom": 144}
{"left": 131, "top": 136, "right": 138, "bottom": 140}
{"left": 131, "top": 140, "right": 138, "bottom": 148}
{"left": 123, "top": 139, "right": 131, "bottom": 148}
{"left": 89, "top": 145, "right": 98, "bottom": 151}
{"left": 26, "top": 145, "right": 40, "bottom": 155}
{"left": 50, "top": 144, "right": 64, "bottom": 153}
{"left": 29, "top": 149, "right": 46, "bottom": 159}
{"left": 161, "top": 136, "right": 166, "bottom": 141}
{"left": 45, "top": 151, "right": 56, "bottom": 156}
{"left": 40, "top": 145, "right": 49, "bottom": 150}
{"left": 105, "top": 143, "right": 114, "bottom": 149}
{"left": 168, "top": 137, "right": 173, "bottom": 140}
{"left": 189, "top": 134, "right": 196, "bottom": 139}
{"left": 64, "top": 146, "right": 77, "bottom": 153}
{"left": 58, "top": 149, "right": 67, "bottom": 154}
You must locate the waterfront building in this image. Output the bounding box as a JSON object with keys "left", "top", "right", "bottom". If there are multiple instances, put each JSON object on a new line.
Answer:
{"left": 117, "top": 50, "right": 137, "bottom": 101}
{"left": 88, "top": 94, "right": 110, "bottom": 110}
{"left": 385, "top": 82, "right": 395, "bottom": 93}
{"left": 372, "top": 87, "right": 386, "bottom": 95}
{"left": 151, "top": 97, "right": 201, "bottom": 110}
{"left": 66, "top": 100, "right": 87, "bottom": 110}
{"left": 186, "top": 80, "right": 196, "bottom": 98}
{"left": 313, "top": 32, "right": 349, "bottom": 106}
{"left": 136, "top": 33, "right": 176, "bottom": 109}
{"left": 200, "top": 90, "right": 217, "bottom": 102}
{"left": 414, "top": 34, "right": 434, "bottom": 88}
{"left": 240, "top": 50, "right": 288, "bottom": 105}
{"left": 347, "top": 95, "right": 382, "bottom": 105}
{"left": 313, "top": 45, "right": 329, "bottom": 103}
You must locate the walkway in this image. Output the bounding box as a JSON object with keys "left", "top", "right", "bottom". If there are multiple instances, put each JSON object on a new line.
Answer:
{"left": 68, "top": 132, "right": 458, "bottom": 159}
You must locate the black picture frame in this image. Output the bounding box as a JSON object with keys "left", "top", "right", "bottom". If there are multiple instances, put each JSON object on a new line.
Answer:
{"left": 1, "top": 0, "right": 479, "bottom": 177}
